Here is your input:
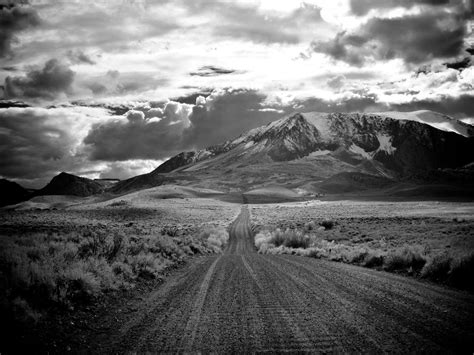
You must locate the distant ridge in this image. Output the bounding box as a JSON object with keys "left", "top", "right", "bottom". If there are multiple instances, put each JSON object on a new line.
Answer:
{"left": 36, "top": 172, "right": 104, "bottom": 197}
{"left": 0, "top": 179, "right": 30, "bottom": 206}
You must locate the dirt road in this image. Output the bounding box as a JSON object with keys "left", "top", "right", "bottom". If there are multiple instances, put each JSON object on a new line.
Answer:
{"left": 92, "top": 206, "right": 474, "bottom": 353}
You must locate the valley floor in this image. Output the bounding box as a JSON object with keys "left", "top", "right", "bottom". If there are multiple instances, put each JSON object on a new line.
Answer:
{"left": 1, "top": 194, "right": 473, "bottom": 352}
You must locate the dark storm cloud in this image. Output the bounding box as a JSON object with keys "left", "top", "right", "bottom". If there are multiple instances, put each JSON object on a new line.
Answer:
{"left": 312, "top": 10, "right": 468, "bottom": 65}
{"left": 173, "top": 89, "right": 214, "bottom": 105}
{"left": 66, "top": 49, "right": 96, "bottom": 65}
{"left": 83, "top": 89, "right": 285, "bottom": 161}
{"left": 189, "top": 66, "right": 237, "bottom": 77}
{"left": 183, "top": 89, "right": 285, "bottom": 148}
{"left": 0, "top": 2, "right": 40, "bottom": 57}
{"left": 4, "top": 59, "right": 75, "bottom": 100}
{"left": 349, "top": 0, "right": 450, "bottom": 16}
{"left": 0, "top": 107, "right": 78, "bottom": 181}
{"left": 445, "top": 57, "right": 472, "bottom": 71}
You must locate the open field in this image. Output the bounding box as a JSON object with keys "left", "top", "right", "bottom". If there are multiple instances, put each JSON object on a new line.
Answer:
{"left": 1, "top": 193, "right": 474, "bottom": 352}
{"left": 250, "top": 200, "right": 474, "bottom": 252}
{"left": 251, "top": 200, "right": 474, "bottom": 290}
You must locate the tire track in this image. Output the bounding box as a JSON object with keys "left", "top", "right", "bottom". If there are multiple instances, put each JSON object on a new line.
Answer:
{"left": 271, "top": 255, "right": 474, "bottom": 352}
{"left": 180, "top": 254, "right": 222, "bottom": 352}
{"left": 241, "top": 255, "right": 262, "bottom": 291}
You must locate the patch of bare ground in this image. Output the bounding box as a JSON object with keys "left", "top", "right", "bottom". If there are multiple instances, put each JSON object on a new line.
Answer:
{"left": 251, "top": 200, "right": 474, "bottom": 291}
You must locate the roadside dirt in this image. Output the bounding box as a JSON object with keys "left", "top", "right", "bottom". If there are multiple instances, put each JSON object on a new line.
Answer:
{"left": 85, "top": 205, "right": 474, "bottom": 353}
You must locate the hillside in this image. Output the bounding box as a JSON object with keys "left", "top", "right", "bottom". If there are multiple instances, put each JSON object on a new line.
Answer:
{"left": 0, "top": 179, "right": 30, "bottom": 207}
{"left": 110, "top": 111, "right": 474, "bottom": 196}
{"left": 36, "top": 172, "right": 104, "bottom": 197}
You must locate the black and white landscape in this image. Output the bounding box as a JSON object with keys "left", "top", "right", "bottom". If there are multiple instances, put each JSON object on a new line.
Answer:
{"left": 1, "top": 0, "right": 474, "bottom": 353}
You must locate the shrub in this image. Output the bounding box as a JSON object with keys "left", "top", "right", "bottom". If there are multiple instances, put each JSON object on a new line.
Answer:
{"left": 421, "top": 253, "right": 452, "bottom": 282}
{"left": 304, "top": 221, "right": 317, "bottom": 232}
{"left": 199, "top": 227, "right": 229, "bottom": 252}
{"left": 161, "top": 226, "right": 178, "bottom": 237}
{"left": 254, "top": 228, "right": 311, "bottom": 253}
{"left": 362, "top": 253, "right": 384, "bottom": 268}
{"left": 254, "top": 230, "right": 273, "bottom": 253}
{"left": 0, "top": 226, "right": 218, "bottom": 318}
{"left": 320, "top": 220, "right": 335, "bottom": 230}
{"left": 383, "top": 246, "right": 427, "bottom": 274}
{"left": 280, "top": 230, "right": 310, "bottom": 249}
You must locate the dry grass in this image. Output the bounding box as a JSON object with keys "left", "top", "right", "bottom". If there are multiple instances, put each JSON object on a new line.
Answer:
{"left": 255, "top": 225, "right": 474, "bottom": 292}
{"left": 0, "top": 224, "right": 229, "bottom": 322}
{"left": 251, "top": 200, "right": 474, "bottom": 291}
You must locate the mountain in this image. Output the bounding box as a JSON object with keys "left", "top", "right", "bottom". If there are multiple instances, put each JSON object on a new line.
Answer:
{"left": 111, "top": 111, "right": 474, "bottom": 196}
{"left": 0, "top": 179, "right": 30, "bottom": 206}
{"left": 36, "top": 172, "right": 104, "bottom": 197}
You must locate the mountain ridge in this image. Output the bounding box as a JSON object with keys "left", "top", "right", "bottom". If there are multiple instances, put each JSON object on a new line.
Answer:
{"left": 110, "top": 110, "right": 474, "bottom": 194}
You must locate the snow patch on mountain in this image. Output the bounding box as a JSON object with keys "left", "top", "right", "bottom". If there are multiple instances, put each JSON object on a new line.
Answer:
{"left": 376, "top": 134, "right": 396, "bottom": 154}
{"left": 460, "top": 117, "right": 474, "bottom": 126}
{"left": 350, "top": 144, "right": 372, "bottom": 159}
{"left": 309, "top": 150, "right": 331, "bottom": 157}
{"left": 302, "top": 112, "right": 332, "bottom": 138}
{"left": 244, "top": 141, "right": 254, "bottom": 149}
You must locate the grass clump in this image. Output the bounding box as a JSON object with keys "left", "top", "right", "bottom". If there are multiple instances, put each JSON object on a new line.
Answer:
{"left": 255, "top": 228, "right": 310, "bottom": 253}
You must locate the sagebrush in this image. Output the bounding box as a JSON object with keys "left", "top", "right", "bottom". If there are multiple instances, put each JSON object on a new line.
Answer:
{"left": 254, "top": 226, "right": 473, "bottom": 291}
{"left": 0, "top": 225, "right": 229, "bottom": 320}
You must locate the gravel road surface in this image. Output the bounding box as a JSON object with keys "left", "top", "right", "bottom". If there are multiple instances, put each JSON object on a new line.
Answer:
{"left": 92, "top": 206, "right": 474, "bottom": 353}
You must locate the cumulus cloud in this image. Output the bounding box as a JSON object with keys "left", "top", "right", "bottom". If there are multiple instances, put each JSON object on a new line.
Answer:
{"left": 83, "top": 89, "right": 285, "bottom": 161}
{"left": 4, "top": 58, "right": 75, "bottom": 100}
{"left": 0, "top": 2, "right": 40, "bottom": 57}
{"left": 312, "top": 10, "right": 468, "bottom": 65}
{"left": 125, "top": 110, "right": 146, "bottom": 123}
{"left": 83, "top": 102, "right": 193, "bottom": 161}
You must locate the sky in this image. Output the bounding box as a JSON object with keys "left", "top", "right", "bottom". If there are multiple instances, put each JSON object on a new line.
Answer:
{"left": 0, "top": 0, "right": 473, "bottom": 188}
